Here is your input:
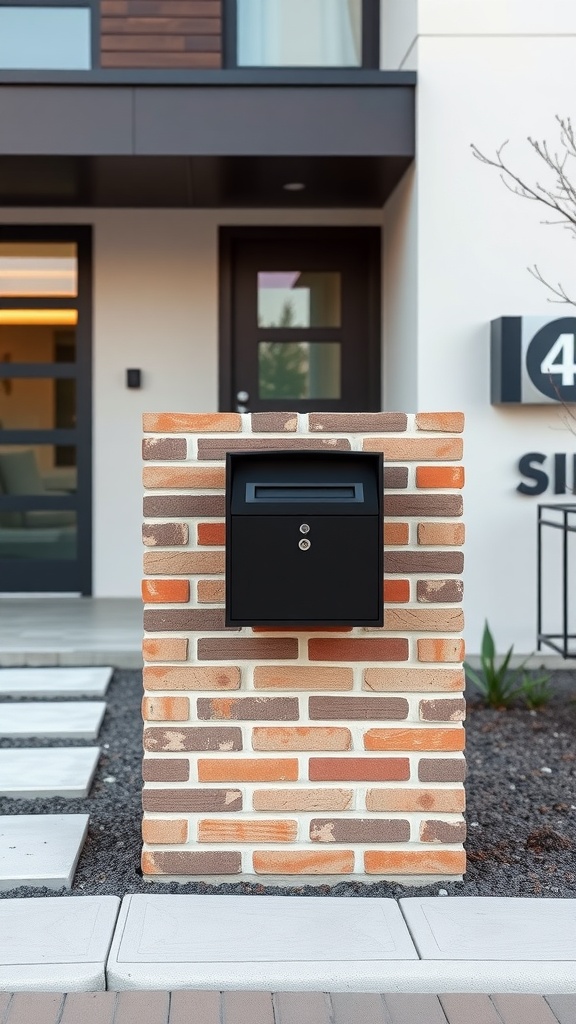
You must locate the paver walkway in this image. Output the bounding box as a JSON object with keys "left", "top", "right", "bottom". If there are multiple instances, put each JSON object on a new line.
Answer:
{"left": 0, "top": 992, "right": 574, "bottom": 1023}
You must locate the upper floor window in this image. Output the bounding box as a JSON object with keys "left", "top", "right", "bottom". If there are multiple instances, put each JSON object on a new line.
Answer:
{"left": 235, "top": 0, "right": 377, "bottom": 69}
{"left": 0, "top": 5, "right": 91, "bottom": 69}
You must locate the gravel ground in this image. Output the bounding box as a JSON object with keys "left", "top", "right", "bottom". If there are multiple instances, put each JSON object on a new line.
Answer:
{"left": 1, "top": 669, "right": 575, "bottom": 900}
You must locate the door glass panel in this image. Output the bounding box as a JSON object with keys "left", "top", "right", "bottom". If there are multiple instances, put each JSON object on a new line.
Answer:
{"left": 0, "top": 446, "right": 77, "bottom": 496}
{"left": 237, "top": 0, "right": 362, "bottom": 67}
{"left": 258, "top": 272, "right": 341, "bottom": 328}
{"left": 0, "top": 324, "right": 76, "bottom": 362}
{"left": 258, "top": 341, "right": 341, "bottom": 399}
{"left": 0, "top": 508, "right": 77, "bottom": 560}
{"left": 0, "top": 378, "right": 76, "bottom": 431}
{"left": 0, "top": 243, "right": 77, "bottom": 296}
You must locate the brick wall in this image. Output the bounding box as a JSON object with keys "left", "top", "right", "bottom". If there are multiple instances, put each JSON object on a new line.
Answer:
{"left": 100, "top": 0, "right": 222, "bottom": 69}
{"left": 141, "top": 411, "right": 466, "bottom": 881}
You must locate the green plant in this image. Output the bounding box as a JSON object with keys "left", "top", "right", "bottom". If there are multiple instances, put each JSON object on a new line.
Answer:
{"left": 465, "top": 622, "right": 552, "bottom": 709}
{"left": 519, "top": 670, "right": 553, "bottom": 709}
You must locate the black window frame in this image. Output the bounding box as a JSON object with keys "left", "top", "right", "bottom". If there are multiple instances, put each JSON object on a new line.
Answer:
{"left": 0, "top": 0, "right": 98, "bottom": 70}
{"left": 223, "top": 0, "right": 380, "bottom": 71}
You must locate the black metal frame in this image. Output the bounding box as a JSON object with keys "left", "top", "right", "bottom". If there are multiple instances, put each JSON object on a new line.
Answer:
{"left": 0, "top": 224, "right": 92, "bottom": 594}
{"left": 537, "top": 502, "right": 576, "bottom": 659}
{"left": 0, "top": 0, "right": 99, "bottom": 69}
{"left": 223, "top": 0, "right": 380, "bottom": 70}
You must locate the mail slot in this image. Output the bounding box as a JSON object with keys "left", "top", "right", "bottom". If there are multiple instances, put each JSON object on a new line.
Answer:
{"left": 226, "top": 451, "right": 383, "bottom": 627}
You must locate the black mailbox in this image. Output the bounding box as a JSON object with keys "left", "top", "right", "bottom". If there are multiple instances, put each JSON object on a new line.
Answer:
{"left": 226, "top": 451, "right": 383, "bottom": 627}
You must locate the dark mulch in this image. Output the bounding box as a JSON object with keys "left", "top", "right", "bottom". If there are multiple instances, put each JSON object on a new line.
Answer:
{"left": 1, "top": 669, "right": 575, "bottom": 899}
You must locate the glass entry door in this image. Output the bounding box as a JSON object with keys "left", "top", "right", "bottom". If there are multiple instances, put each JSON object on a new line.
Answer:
{"left": 0, "top": 227, "right": 92, "bottom": 593}
{"left": 221, "top": 228, "right": 381, "bottom": 413}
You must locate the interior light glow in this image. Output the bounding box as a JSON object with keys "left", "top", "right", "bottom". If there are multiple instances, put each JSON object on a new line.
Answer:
{"left": 0, "top": 310, "right": 78, "bottom": 325}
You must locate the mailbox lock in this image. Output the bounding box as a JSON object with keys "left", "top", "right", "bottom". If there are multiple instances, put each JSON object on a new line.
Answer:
{"left": 299, "top": 538, "right": 311, "bottom": 551}
{"left": 299, "top": 523, "right": 310, "bottom": 534}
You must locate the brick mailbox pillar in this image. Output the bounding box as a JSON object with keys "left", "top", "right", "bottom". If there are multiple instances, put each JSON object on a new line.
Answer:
{"left": 141, "top": 411, "right": 466, "bottom": 881}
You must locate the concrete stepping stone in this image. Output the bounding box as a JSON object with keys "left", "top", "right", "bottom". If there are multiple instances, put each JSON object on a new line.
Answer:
{"left": 0, "top": 702, "right": 106, "bottom": 739}
{"left": 0, "top": 814, "right": 89, "bottom": 891}
{"left": 0, "top": 896, "right": 120, "bottom": 991}
{"left": 0, "top": 667, "right": 112, "bottom": 698}
{"left": 106, "top": 894, "right": 418, "bottom": 991}
{"left": 0, "top": 748, "right": 100, "bottom": 798}
{"left": 399, "top": 897, "right": 576, "bottom": 993}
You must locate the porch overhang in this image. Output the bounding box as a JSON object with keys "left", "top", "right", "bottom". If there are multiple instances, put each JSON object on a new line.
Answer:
{"left": 0, "top": 71, "right": 415, "bottom": 207}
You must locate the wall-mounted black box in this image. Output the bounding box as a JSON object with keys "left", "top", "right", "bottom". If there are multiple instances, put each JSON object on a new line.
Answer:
{"left": 225, "top": 450, "right": 383, "bottom": 627}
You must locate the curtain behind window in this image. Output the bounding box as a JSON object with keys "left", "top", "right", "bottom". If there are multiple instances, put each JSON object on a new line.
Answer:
{"left": 237, "top": 0, "right": 362, "bottom": 67}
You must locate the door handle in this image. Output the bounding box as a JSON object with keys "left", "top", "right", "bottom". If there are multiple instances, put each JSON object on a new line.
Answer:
{"left": 236, "top": 390, "right": 249, "bottom": 413}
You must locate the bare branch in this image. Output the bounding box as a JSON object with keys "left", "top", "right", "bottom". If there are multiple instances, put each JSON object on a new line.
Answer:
{"left": 527, "top": 265, "right": 576, "bottom": 306}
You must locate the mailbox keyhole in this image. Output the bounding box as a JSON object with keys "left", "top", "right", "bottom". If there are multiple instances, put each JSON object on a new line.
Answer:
{"left": 299, "top": 538, "right": 311, "bottom": 551}
{"left": 299, "top": 523, "right": 310, "bottom": 534}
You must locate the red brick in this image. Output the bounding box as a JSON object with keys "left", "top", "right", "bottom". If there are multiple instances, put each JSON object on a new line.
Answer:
{"left": 253, "top": 851, "right": 354, "bottom": 874}
{"left": 142, "top": 637, "right": 189, "bottom": 662}
{"left": 197, "top": 697, "right": 298, "bottom": 721}
{"left": 309, "top": 697, "right": 408, "bottom": 720}
{"left": 143, "top": 413, "right": 241, "bottom": 432}
{"left": 197, "top": 580, "right": 226, "bottom": 603}
{"left": 198, "top": 759, "right": 299, "bottom": 782}
{"left": 384, "top": 608, "right": 464, "bottom": 632}
{"left": 364, "top": 728, "right": 465, "bottom": 751}
{"left": 383, "top": 579, "right": 410, "bottom": 603}
{"left": 198, "top": 638, "right": 299, "bottom": 660}
{"left": 142, "top": 437, "right": 187, "bottom": 460}
{"left": 143, "top": 466, "right": 225, "bottom": 489}
{"left": 366, "top": 788, "right": 466, "bottom": 813}
{"left": 142, "top": 819, "right": 188, "bottom": 844}
{"left": 252, "top": 727, "right": 351, "bottom": 751}
{"left": 141, "top": 579, "right": 190, "bottom": 604}
{"left": 364, "top": 850, "right": 466, "bottom": 874}
{"left": 142, "top": 696, "right": 189, "bottom": 721}
{"left": 384, "top": 523, "right": 410, "bottom": 545}
{"left": 415, "top": 412, "right": 464, "bottom": 433}
{"left": 364, "top": 668, "right": 464, "bottom": 691}
{"left": 143, "top": 666, "right": 240, "bottom": 691}
{"left": 308, "top": 639, "right": 408, "bottom": 662}
{"left": 197, "top": 522, "right": 225, "bottom": 546}
{"left": 142, "top": 523, "right": 189, "bottom": 547}
{"left": 418, "top": 638, "right": 465, "bottom": 663}
{"left": 418, "top": 522, "right": 465, "bottom": 546}
{"left": 253, "top": 789, "right": 353, "bottom": 811}
{"left": 253, "top": 666, "right": 353, "bottom": 690}
{"left": 143, "top": 550, "right": 224, "bottom": 575}
{"left": 309, "top": 758, "right": 410, "bottom": 782}
{"left": 416, "top": 466, "right": 465, "bottom": 489}
{"left": 198, "top": 820, "right": 297, "bottom": 843}
{"left": 310, "top": 818, "right": 410, "bottom": 843}
{"left": 363, "top": 437, "right": 462, "bottom": 460}
{"left": 142, "top": 851, "right": 241, "bottom": 875}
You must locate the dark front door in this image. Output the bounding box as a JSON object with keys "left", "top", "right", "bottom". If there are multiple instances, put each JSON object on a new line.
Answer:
{"left": 220, "top": 228, "right": 380, "bottom": 413}
{"left": 0, "top": 227, "right": 92, "bottom": 594}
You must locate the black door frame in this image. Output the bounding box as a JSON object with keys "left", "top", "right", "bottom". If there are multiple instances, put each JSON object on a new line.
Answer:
{"left": 0, "top": 224, "right": 92, "bottom": 594}
{"left": 219, "top": 225, "right": 381, "bottom": 413}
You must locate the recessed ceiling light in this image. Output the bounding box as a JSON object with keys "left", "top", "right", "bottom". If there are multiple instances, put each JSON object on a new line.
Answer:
{"left": 283, "top": 182, "right": 306, "bottom": 192}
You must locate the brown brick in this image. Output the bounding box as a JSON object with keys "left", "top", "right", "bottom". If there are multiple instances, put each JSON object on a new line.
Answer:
{"left": 383, "top": 467, "right": 408, "bottom": 489}
{"left": 419, "top": 698, "right": 466, "bottom": 722}
{"left": 142, "top": 696, "right": 189, "bottom": 721}
{"left": 364, "top": 727, "right": 465, "bottom": 751}
{"left": 418, "top": 638, "right": 465, "bottom": 663}
{"left": 198, "top": 437, "right": 351, "bottom": 459}
{"left": 308, "top": 639, "right": 408, "bottom": 662}
{"left": 144, "top": 608, "right": 228, "bottom": 632}
{"left": 251, "top": 412, "right": 297, "bottom": 431}
{"left": 198, "top": 638, "right": 299, "bottom": 660}
{"left": 144, "top": 665, "right": 240, "bottom": 691}
{"left": 309, "top": 758, "right": 410, "bottom": 782}
{"left": 385, "top": 495, "right": 463, "bottom": 518}
{"left": 142, "top": 818, "right": 188, "bottom": 844}
{"left": 417, "top": 580, "right": 464, "bottom": 603}
{"left": 142, "top": 580, "right": 190, "bottom": 605}
{"left": 418, "top": 522, "right": 465, "bottom": 546}
{"left": 364, "top": 850, "right": 466, "bottom": 874}
{"left": 420, "top": 819, "right": 467, "bottom": 843}
{"left": 363, "top": 437, "right": 462, "bottom": 460}
{"left": 383, "top": 579, "right": 410, "bottom": 603}
{"left": 142, "top": 436, "right": 187, "bottom": 460}
{"left": 197, "top": 580, "right": 226, "bottom": 604}
{"left": 143, "top": 495, "right": 225, "bottom": 518}
{"left": 143, "top": 465, "right": 225, "bottom": 489}
{"left": 309, "top": 413, "right": 408, "bottom": 432}
{"left": 309, "top": 696, "right": 408, "bottom": 721}
{"left": 418, "top": 757, "right": 466, "bottom": 782}
{"left": 198, "top": 759, "right": 299, "bottom": 783}
{"left": 197, "top": 522, "right": 225, "bottom": 546}
{"left": 310, "top": 818, "right": 410, "bottom": 843}
{"left": 142, "top": 637, "right": 189, "bottom": 662}
{"left": 364, "top": 668, "right": 464, "bottom": 692}
{"left": 144, "top": 727, "right": 243, "bottom": 752}
{"left": 198, "top": 820, "right": 298, "bottom": 843}
{"left": 142, "top": 523, "right": 189, "bottom": 547}
{"left": 142, "top": 758, "right": 189, "bottom": 782}
{"left": 384, "top": 608, "right": 464, "bottom": 632}
{"left": 253, "top": 851, "right": 354, "bottom": 874}
{"left": 144, "top": 550, "right": 225, "bottom": 575}
{"left": 385, "top": 551, "right": 464, "bottom": 574}
{"left": 366, "top": 788, "right": 466, "bottom": 813}
{"left": 142, "top": 851, "right": 241, "bottom": 875}
{"left": 253, "top": 666, "right": 353, "bottom": 690}
{"left": 253, "top": 789, "right": 353, "bottom": 812}
{"left": 384, "top": 522, "right": 410, "bottom": 545}
{"left": 197, "top": 697, "right": 298, "bottom": 721}
{"left": 416, "top": 412, "right": 464, "bottom": 433}
{"left": 143, "top": 788, "right": 242, "bottom": 812}
{"left": 253, "top": 727, "right": 351, "bottom": 751}
{"left": 143, "top": 412, "right": 241, "bottom": 433}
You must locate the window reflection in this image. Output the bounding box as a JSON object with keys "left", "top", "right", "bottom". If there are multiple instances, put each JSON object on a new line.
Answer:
{"left": 259, "top": 341, "right": 341, "bottom": 399}
{"left": 258, "top": 272, "right": 341, "bottom": 328}
{"left": 0, "top": 243, "right": 77, "bottom": 297}
{"left": 237, "top": 0, "right": 362, "bottom": 67}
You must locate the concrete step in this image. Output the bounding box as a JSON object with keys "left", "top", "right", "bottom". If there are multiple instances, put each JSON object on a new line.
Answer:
{"left": 0, "top": 814, "right": 89, "bottom": 891}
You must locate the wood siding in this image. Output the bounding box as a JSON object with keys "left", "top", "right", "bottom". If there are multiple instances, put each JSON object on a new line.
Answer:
{"left": 100, "top": 0, "right": 222, "bottom": 69}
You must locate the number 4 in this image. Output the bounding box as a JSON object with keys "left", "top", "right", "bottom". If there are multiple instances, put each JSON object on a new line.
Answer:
{"left": 540, "top": 333, "right": 576, "bottom": 387}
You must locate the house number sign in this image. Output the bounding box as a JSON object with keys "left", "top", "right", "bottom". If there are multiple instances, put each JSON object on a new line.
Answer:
{"left": 491, "top": 316, "right": 576, "bottom": 404}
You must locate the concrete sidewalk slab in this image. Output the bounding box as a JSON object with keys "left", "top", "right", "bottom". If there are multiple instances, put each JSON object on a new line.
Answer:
{"left": 0, "top": 815, "right": 89, "bottom": 891}
{"left": 0, "top": 702, "right": 106, "bottom": 739}
{"left": 106, "top": 894, "right": 418, "bottom": 991}
{"left": 0, "top": 748, "right": 100, "bottom": 798}
{"left": 0, "top": 896, "right": 120, "bottom": 992}
{"left": 0, "top": 668, "right": 113, "bottom": 697}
